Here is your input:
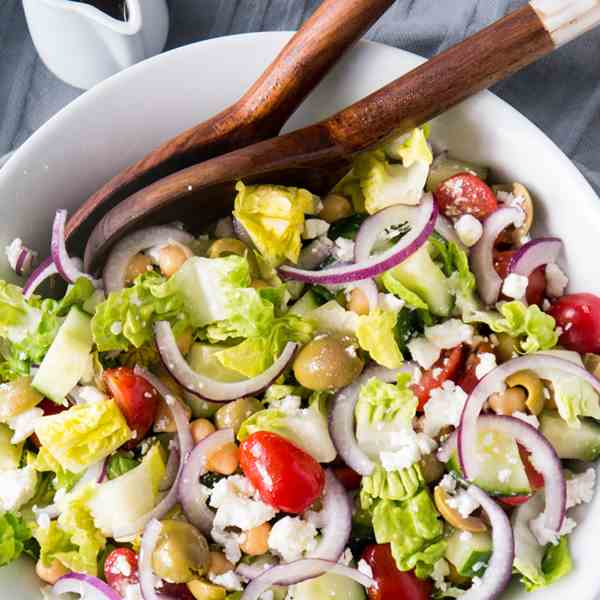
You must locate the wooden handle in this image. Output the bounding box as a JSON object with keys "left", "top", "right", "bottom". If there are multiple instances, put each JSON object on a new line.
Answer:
{"left": 66, "top": 0, "right": 393, "bottom": 247}
{"left": 530, "top": 0, "right": 600, "bottom": 46}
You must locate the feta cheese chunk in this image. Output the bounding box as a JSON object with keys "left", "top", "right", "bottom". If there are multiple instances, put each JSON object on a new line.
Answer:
{"left": 378, "top": 292, "right": 405, "bottom": 313}
{"left": 303, "top": 219, "right": 330, "bottom": 240}
{"left": 474, "top": 352, "right": 497, "bottom": 380}
{"left": 357, "top": 559, "right": 374, "bottom": 579}
{"left": 502, "top": 273, "right": 529, "bottom": 300}
{"left": 431, "top": 558, "right": 450, "bottom": 592}
{"left": 530, "top": 513, "right": 576, "bottom": 546}
{"left": 7, "top": 407, "right": 43, "bottom": 443}
{"left": 439, "top": 474, "right": 457, "bottom": 493}
{"left": 209, "top": 570, "right": 244, "bottom": 591}
{"left": 454, "top": 215, "right": 483, "bottom": 247}
{"left": 333, "top": 237, "right": 355, "bottom": 263}
{"left": 545, "top": 263, "right": 568, "bottom": 298}
{"left": 422, "top": 381, "right": 468, "bottom": 436}
{"left": 268, "top": 516, "right": 318, "bottom": 562}
{"left": 566, "top": 468, "right": 596, "bottom": 508}
{"left": 407, "top": 337, "right": 441, "bottom": 369}
{"left": 380, "top": 430, "right": 437, "bottom": 472}
{"left": 425, "top": 319, "right": 474, "bottom": 349}
{"left": 0, "top": 466, "right": 37, "bottom": 511}
{"left": 446, "top": 489, "right": 480, "bottom": 518}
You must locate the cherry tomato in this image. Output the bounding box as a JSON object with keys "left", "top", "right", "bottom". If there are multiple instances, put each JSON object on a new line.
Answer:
{"left": 548, "top": 293, "right": 600, "bottom": 354}
{"left": 332, "top": 466, "right": 362, "bottom": 491}
{"left": 105, "top": 367, "right": 159, "bottom": 448}
{"left": 411, "top": 345, "right": 464, "bottom": 411}
{"left": 456, "top": 342, "right": 494, "bottom": 395}
{"left": 240, "top": 431, "right": 325, "bottom": 513}
{"left": 362, "top": 544, "right": 432, "bottom": 600}
{"left": 103, "top": 548, "right": 139, "bottom": 596}
{"left": 434, "top": 173, "right": 497, "bottom": 220}
{"left": 518, "top": 444, "right": 545, "bottom": 490}
{"left": 498, "top": 495, "right": 531, "bottom": 507}
{"left": 493, "top": 251, "right": 546, "bottom": 306}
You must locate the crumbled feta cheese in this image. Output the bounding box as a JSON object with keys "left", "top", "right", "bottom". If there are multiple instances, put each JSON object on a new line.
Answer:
{"left": 502, "top": 273, "right": 529, "bottom": 300}
{"left": 268, "top": 517, "right": 318, "bottom": 562}
{"left": 475, "top": 352, "right": 497, "bottom": 380}
{"left": 303, "top": 219, "right": 330, "bottom": 240}
{"left": 425, "top": 319, "right": 474, "bottom": 349}
{"left": 339, "top": 548, "right": 354, "bottom": 566}
{"left": 472, "top": 561, "right": 487, "bottom": 573}
{"left": 530, "top": 513, "right": 576, "bottom": 546}
{"left": 0, "top": 466, "right": 37, "bottom": 512}
{"left": 454, "top": 214, "right": 483, "bottom": 247}
{"left": 422, "top": 381, "right": 468, "bottom": 436}
{"left": 497, "top": 469, "right": 512, "bottom": 484}
{"left": 209, "top": 570, "right": 243, "bottom": 591}
{"left": 110, "top": 321, "right": 123, "bottom": 335}
{"left": 431, "top": 558, "right": 450, "bottom": 592}
{"left": 512, "top": 411, "right": 540, "bottom": 429}
{"left": 73, "top": 385, "right": 108, "bottom": 405}
{"left": 459, "top": 530, "right": 473, "bottom": 542}
{"left": 113, "top": 553, "right": 133, "bottom": 576}
{"left": 380, "top": 445, "right": 421, "bottom": 472}
{"left": 269, "top": 394, "right": 302, "bottom": 413}
{"left": 543, "top": 298, "right": 552, "bottom": 311}
{"left": 446, "top": 489, "right": 480, "bottom": 518}
{"left": 357, "top": 559, "right": 374, "bottom": 579}
{"left": 7, "top": 407, "right": 43, "bottom": 443}
{"left": 545, "top": 263, "right": 569, "bottom": 298}
{"left": 211, "top": 526, "right": 243, "bottom": 564}
{"left": 439, "top": 474, "right": 457, "bottom": 494}
{"left": 566, "top": 468, "right": 596, "bottom": 508}
{"left": 415, "top": 432, "right": 438, "bottom": 454}
{"left": 333, "top": 237, "right": 355, "bottom": 262}
{"left": 378, "top": 292, "right": 405, "bottom": 313}
{"left": 407, "top": 337, "right": 441, "bottom": 369}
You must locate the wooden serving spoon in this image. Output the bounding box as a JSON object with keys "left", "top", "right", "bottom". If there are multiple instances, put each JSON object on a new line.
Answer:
{"left": 84, "top": 0, "right": 600, "bottom": 272}
{"left": 66, "top": 0, "right": 394, "bottom": 249}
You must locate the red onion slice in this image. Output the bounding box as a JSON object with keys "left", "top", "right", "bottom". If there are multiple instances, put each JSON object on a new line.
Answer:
{"left": 508, "top": 237, "right": 563, "bottom": 282}
{"left": 240, "top": 559, "right": 374, "bottom": 600}
{"left": 140, "top": 519, "right": 175, "bottom": 600}
{"left": 178, "top": 429, "right": 234, "bottom": 535}
{"left": 329, "top": 363, "right": 418, "bottom": 476}
{"left": 159, "top": 444, "right": 180, "bottom": 493}
{"left": 470, "top": 207, "right": 523, "bottom": 305}
{"left": 51, "top": 210, "right": 102, "bottom": 287}
{"left": 110, "top": 366, "right": 193, "bottom": 539}
{"left": 279, "top": 196, "right": 437, "bottom": 285}
{"left": 103, "top": 225, "right": 194, "bottom": 293}
{"left": 155, "top": 321, "right": 297, "bottom": 402}
{"left": 434, "top": 214, "right": 466, "bottom": 249}
{"left": 52, "top": 572, "right": 122, "bottom": 600}
{"left": 236, "top": 560, "right": 278, "bottom": 581}
{"left": 307, "top": 470, "right": 352, "bottom": 561}
{"left": 459, "top": 486, "right": 514, "bottom": 600}
{"left": 23, "top": 256, "right": 57, "bottom": 299}
{"left": 14, "top": 246, "right": 37, "bottom": 277}
{"left": 352, "top": 279, "right": 379, "bottom": 312}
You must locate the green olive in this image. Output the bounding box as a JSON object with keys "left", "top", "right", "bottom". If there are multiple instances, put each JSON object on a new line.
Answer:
{"left": 494, "top": 332, "right": 518, "bottom": 364}
{"left": 419, "top": 453, "right": 445, "bottom": 484}
{"left": 152, "top": 520, "right": 210, "bottom": 583}
{"left": 215, "top": 397, "right": 262, "bottom": 434}
{"left": 0, "top": 377, "right": 43, "bottom": 421}
{"left": 293, "top": 335, "right": 364, "bottom": 391}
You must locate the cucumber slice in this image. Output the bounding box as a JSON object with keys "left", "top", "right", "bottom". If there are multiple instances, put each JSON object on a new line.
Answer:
{"left": 0, "top": 424, "right": 23, "bottom": 470}
{"left": 289, "top": 291, "right": 319, "bottom": 317}
{"left": 426, "top": 154, "right": 489, "bottom": 193}
{"left": 445, "top": 529, "right": 492, "bottom": 577}
{"left": 540, "top": 411, "right": 600, "bottom": 461}
{"left": 293, "top": 572, "right": 366, "bottom": 600}
{"left": 448, "top": 429, "right": 531, "bottom": 495}
{"left": 32, "top": 307, "right": 93, "bottom": 404}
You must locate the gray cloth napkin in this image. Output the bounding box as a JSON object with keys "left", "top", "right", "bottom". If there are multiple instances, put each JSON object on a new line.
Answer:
{"left": 1, "top": 0, "right": 599, "bottom": 193}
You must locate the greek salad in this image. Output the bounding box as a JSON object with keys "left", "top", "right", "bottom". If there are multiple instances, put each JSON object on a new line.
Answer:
{"left": 1, "top": 126, "right": 600, "bottom": 600}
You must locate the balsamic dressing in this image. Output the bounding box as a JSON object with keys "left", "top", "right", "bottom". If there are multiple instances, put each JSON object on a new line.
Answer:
{"left": 71, "top": 0, "right": 128, "bottom": 21}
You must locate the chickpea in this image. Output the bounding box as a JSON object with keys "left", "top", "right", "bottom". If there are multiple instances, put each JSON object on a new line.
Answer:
{"left": 488, "top": 387, "right": 527, "bottom": 415}
{"left": 240, "top": 522, "right": 271, "bottom": 556}
{"left": 154, "top": 395, "right": 192, "bottom": 433}
{"left": 214, "top": 398, "right": 262, "bottom": 434}
{"left": 187, "top": 580, "right": 226, "bottom": 600}
{"left": 207, "top": 442, "right": 239, "bottom": 475}
{"left": 505, "top": 370, "right": 545, "bottom": 415}
{"left": 318, "top": 193, "right": 353, "bottom": 223}
{"left": 208, "top": 551, "right": 234, "bottom": 576}
{"left": 419, "top": 453, "right": 445, "bottom": 484}
{"left": 493, "top": 182, "right": 534, "bottom": 244}
{"left": 207, "top": 238, "right": 248, "bottom": 259}
{"left": 0, "top": 377, "right": 42, "bottom": 421}
{"left": 348, "top": 288, "right": 370, "bottom": 316}
{"left": 584, "top": 353, "right": 600, "bottom": 379}
{"left": 176, "top": 329, "right": 194, "bottom": 355}
{"left": 190, "top": 418, "right": 216, "bottom": 444}
{"left": 293, "top": 335, "right": 364, "bottom": 391}
{"left": 159, "top": 243, "right": 193, "bottom": 278}
{"left": 152, "top": 520, "right": 210, "bottom": 584}
{"left": 126, "top": 253, "right": 153, "bottom": 283}
{"left": 433, "top": 486, "right": 487, "bottom": 533}
{"left": 35, "top": 558, "right": 69, "bottom": 584}
{"left": 494, "top": 333, "right": 518, "bottom": 363}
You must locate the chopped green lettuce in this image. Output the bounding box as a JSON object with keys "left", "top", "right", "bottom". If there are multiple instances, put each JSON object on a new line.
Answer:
{"left": 106, "top": 452, "right": 140, "bottom": 480}
{"left": 32, "top": 447, "right": 80, "bottom": 492}
{"left": 384, "top": 127, "right": 433, "bottom": 167}
{"left": 307, "top": 300, "right": 359, "bottom": 337}
{"left": 356, "top": 309, "right": 404, "bottom": 369}
{"left": 0, "top": 511, "right": 32, "bottom": 567}
{"left": 0, "top": 280, "right": 42, "bottom": 343}
{"left": 361, "top": 464, "right": 424, "bottom": 510}
{"left": 34, "top": 400, "right": 132, "bottom": 473}
{"left": 233, "top": 181, "right": 317, "bottom": 266}
{"left": 381, "top": 272, "right": 429, "bottom": 310}
{"left": 332, "top": 170, "right": 366, "bottom": 213}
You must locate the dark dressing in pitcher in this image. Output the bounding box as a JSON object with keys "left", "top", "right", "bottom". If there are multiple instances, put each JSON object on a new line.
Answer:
{"left": 70, "top": 0, "right": 128, "bottom": 21}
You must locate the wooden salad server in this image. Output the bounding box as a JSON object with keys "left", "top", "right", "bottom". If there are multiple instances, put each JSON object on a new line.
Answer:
{"left": 84, "top": 0, "right": 600, "bottom": 272}
{"left": 66, "top": 0, "right": 395, "bottom": 249}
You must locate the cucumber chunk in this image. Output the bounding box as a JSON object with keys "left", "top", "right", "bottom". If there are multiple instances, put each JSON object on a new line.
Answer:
{"left": 293, "top": 572, "right": 366, "bottom": 600}
{"left": 289, "top": 291, "right": 320, "bottom": 317}
{"left": 32, "top": 306, "right": 93, "bottom": 404}
{"left": 445, "top": 529, "right": 492, "bottom": 577}
{"left": 539, "top": 411, "right": 600, "bottom": 461}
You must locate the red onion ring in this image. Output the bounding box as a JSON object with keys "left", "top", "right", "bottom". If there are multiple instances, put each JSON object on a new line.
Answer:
{"left": 434, "top": 214, "right": 466, "bottom": 249}
{"left": 470, "top": 207, "right": 523, "bottom": 305}
{"left": 236, "top": 560, "right": 277, "bottom": 581}
{"left": 14, "top": 246, "right": 36, "bottom": 277}
{"left": 240, "top": 559, "right": 374, "bottom": 600}
{"left": 278, "top": 196, "right": 437, "bottom": 285}
{"left": 460, "top": 485, "right": 514, "bottom": 600}
{"left": 51, "top": 210, "right": 102, "bottom": 287}
{"left": 329, "top": 363, "right": 418, "bottom": 476}
{"left": 178, "top": 429, "right": 234, "bottom": 535}
{"left": 23, "top": 256, "right": 58, "bottom": 299}
{"left": 155, "top": 321, "right": 297, "bottom": 402}
{"left": 508, "top": 237, "right": 563, "bottom": 295}
{"left": 110, "top": 366, "right": 193, "bottom": 539}
{"left": 52, "top": 572, "right": 121, "bottom": 600}
{"left": 103, "top": 225, "right": 194, "bottom": 293}
{"left": 298, "top": 237, "right": 334, "bottom": 270}
{"left": 140, "top": 519, "right": 175, "bottom": 600}
{"left": 307, "top": 470, "right": 352, "bottom": 561}
{"left": 352, "top": 279, "right": 378, "bottom": 312}
{"left": 159, "top": 444, "right": 180, "bottom": 493}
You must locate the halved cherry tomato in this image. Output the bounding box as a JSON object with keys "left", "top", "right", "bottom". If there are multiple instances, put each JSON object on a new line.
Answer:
{"left": 362, "top": 544, "right": 432, "bottom": 600}
{"left": 499, "top": 495, "right": 531, "bottom": 507}
{"left": 332, "top": 466, "right": 362, "bottom": 491}
{"left": 518, "top": 444, "right": 545, "bottom": 490}
{"left": 493, "top": 250, "right": 546, "bottom": 306}
{"left": 434, "top": 173, "right": 498, "bottom": 220}
{"left": 456, "top": 342, "right": 494, "bottom": 395}
{"left": 548, "top": 293, "right": 600, "bottom": 354}
{"left": 103, "top": 548, "right": 139, "bottom": 596}
{"left": 104, "top": 367, "right": 159, "bottom": 448}
{"left": 411, "top": 345, "right": 464, "bottom": 411}
{"left": 240, "top": 431, "right": 325, "bottom": 514}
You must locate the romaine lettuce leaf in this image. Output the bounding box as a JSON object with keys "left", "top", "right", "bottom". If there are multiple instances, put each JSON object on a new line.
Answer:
{"left": 306, "top": 300, "right": 360, "bottom": 337}
{"left": 384, "top": 127, "right": 433, "bottom": 167}
{"left": 356, "top": 309, "right": 404, "bottom": 369}
{"left": 32, "top": 447, "right": 81, "bottom": 492}
{"left": 0, "top": 511, "right": 32, "bottom": 567}
{"left": 360, "top": 464, "right": 424, "bottom": 510}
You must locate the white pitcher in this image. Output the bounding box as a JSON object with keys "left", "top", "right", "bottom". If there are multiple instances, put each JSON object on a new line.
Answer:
{"left": 22, "top": 0, "right": 170, "bottom": 90}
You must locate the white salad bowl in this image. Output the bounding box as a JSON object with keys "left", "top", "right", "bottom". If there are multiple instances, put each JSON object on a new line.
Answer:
{"left": 0, "top": 31, "right": 599, "bottom": 599}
